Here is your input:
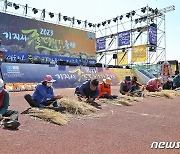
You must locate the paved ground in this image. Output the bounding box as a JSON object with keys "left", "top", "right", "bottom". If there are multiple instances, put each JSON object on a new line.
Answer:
{"left": 0, "top": 87, "right": 180, "bottom": 154}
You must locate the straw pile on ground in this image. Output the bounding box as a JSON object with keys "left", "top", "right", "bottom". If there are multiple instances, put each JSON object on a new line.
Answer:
{"left": 59, "top": 98, "right": 98, "bottom": 115}
{"left": 99, "top": 98, "right": 132, "bottom": 106}
{"left": 27, "top": 108, "right": 68, "bottom": 125}
{"left": 145, "top": 90, "right": 180, "bottom": 99}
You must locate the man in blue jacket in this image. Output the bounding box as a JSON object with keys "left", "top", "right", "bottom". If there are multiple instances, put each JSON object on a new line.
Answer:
{"left": 75, "top": 79, "right": 99, "bottom": 103}
{"left": 25, "top": 75, "right": 64, "bottom": 109}
{"left": 0, "top": 79, "right": 20, "bottom": 130}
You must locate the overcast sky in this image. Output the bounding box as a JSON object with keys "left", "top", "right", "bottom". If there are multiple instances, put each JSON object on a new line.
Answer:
{"left": 2, "top": 0, "right": 180, "bottom": 61}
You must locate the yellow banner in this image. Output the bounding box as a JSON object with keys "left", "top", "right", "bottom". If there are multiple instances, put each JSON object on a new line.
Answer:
{"left": 117, "top": 52, "right": 128, "bottom": 65}
{"left": 132, "top": 45, "right": 146, "bottom": 62}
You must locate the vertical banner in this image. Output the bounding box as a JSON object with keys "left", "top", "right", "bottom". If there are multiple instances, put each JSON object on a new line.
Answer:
{"left": 161, "top": 61, "right": 172, "bottom": 82}
{"left": 132, "top": 45, "right": 146, "bottom": 62}
{"left": 148, "top": 26, "right": 157, "bottom": 45}
{"left": 117, "top": 52, "right": 128, "bottom": 65}
{"left": 96, "top": 37, "right": 106, "bottom": 51}
{"left": 118, "top": 30, "right": 130, "bottom": 46}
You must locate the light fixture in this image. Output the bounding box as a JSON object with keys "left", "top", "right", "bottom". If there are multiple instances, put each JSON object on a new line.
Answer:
{"left": 32, "top": 8, "right": 38, "bottom": 14}
{"left": 88, "top": 23, "right": 92, "bottom": 27}
{"left": 135, "top": 18, "right": 138, "bottom": 24}
{"left": 113, "top": 17, "right": 117, "bottom": 22}
{"left": 119, "top": 15, "right": 123, "bottom": 20}
{"left": 63, "top": 16, "right": 68, "bottom": 21}
{"left": 102, "top": 21, "right": 106, "bottom": 26}
{"left": 107, "top": 20, "right": 111, "bottom": 24}
{"left": 126, "top": 13, "right": 130, "bottom": 18}
{"left": 13, "top": 3, "right": 19, "bottom": 10}
{"left": 77, "top": 19, "right": 81, "bottom": 24}
{"left": 154, "top": 8, "right": 158, "bottom": 15}
{"left": 97, "top": 23, "right": 101, "bottom": 27}
{"left": 131, "top": 10, "right": 136, "bottom": 16}
{"left": 49, "top": 12, "right": 54, "bottom": 18}
{"left": 141, "top": 7, "right": 146, "bottom": 13}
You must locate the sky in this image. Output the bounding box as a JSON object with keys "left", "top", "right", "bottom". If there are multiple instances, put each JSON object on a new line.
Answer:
{"left": 1, "top": 0, "right": 180, "bottom": 62}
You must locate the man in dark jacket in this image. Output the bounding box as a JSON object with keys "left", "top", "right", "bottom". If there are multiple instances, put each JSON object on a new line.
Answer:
{"left": 163, "top": 77, "right": 173, "bottom": 90}
{"left": 75, "top": 79, "right": 99, "bottom": 103}
{"left": 0, "top": 79, "right": 20, "bottom": 130}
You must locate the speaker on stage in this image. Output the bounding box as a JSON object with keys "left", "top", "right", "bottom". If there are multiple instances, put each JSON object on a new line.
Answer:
{"left": 175, "top": 60, "right": 179, "bottom": 75}
{"left": 57, "top": 60, "right": 67, "bottom": 65}
{"left": 113, "top": 54, "right": 117, "bottom": 59}
{"left": 87, "top": 63, "right": 96, "bottom": 67}
{"left": 95, "top": 63, "right": 102, "bottom": 67}
{"left": 68, "top": 62, "right": 79, "bottom": 66}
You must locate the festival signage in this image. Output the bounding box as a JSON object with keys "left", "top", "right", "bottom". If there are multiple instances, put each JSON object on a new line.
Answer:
{"left": 1, "top": 63, "right": 119, "bottom": 88}
{"left": 0, "top": 12, "right": 96, "bottom": 61}
{"left": 148, "top": 26, "right": 157, "bottom": 45}
{"left": 96, "top": 37, "right": 106, "bottom": 51}
{"left": 118, "top": 30, "right": 130, "bottom": 46}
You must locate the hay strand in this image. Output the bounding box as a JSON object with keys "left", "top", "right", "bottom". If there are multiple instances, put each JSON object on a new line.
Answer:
{"left": 145, "top": 90, "right": 176, "bottom": 99}
{"left": 59, "top": 98, "right": 98, "bottom": 115}
{"left": 28, "top": 108, "right": 68, "bottom": 125}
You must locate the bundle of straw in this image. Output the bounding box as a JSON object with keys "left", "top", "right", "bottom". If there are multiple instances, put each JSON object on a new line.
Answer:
{"left": 28, "top": 108, "right": 68, "bottom": 125}
{"left": 112, "top": 99, "right": 132, "bottom": 106}
{"left": 59, "top": 98, "right": 98, "bottom": 115}
{"left": 145, "top": 90, "right": 177, "bottom": 99}
{"left": 99, "top": 98, "right": 132, "bottom": 106}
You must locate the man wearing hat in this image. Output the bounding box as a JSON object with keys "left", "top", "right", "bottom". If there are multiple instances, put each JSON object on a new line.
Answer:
{"left": 119, "top": 76, "right": 132, "bottom": 95}
{"left": 131, "top": 76, "right": 142, "bottom": 92}
{"left": 98, "top": 77, "right": 117, "bottom": 99}
{"left": 25, "top": 75, "right": 64, "bottom": 109}
{"left": 0, "top": 79, "right": 20, "bottom": 130}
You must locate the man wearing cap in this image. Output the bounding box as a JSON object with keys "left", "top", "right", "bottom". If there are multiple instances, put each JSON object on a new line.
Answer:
{"left": 25, "top": 75, "right": 63, "bottom": 109}
{"left": 75, "top": 79, "right": 99, "bottom": 103}
{"left": 163, "top": 77, "right": 173, "bottom": 90}
{"left": 119, "top": 76, "right": 132, "bottom": 95}
{"left": 0, "top": 79, "right": 20, "bottom": 130}
{"left": 146, "top": 77, "right": 163, "bottom": 92}
{"left": 98, "top": 77, "right": 112, "bottom": 99}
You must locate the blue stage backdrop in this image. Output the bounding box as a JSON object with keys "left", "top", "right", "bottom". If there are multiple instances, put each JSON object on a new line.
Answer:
{"left": 0, "top": 63, "right": 118, "bottom": 88}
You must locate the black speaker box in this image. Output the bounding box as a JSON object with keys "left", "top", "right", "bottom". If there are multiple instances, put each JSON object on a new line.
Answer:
{"left": 57, "top": 60, "right": 67, "bottom": 65}
{"left": 95, "top": 63, "right": 103, "bottom": 67}
{"left": 113, "top": 54, "right": 117, "bottom": 59}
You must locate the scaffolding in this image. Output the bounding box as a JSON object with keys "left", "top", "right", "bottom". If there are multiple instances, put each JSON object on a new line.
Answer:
{"left": 95, "top": 5, "right": 175, "bottom": 66}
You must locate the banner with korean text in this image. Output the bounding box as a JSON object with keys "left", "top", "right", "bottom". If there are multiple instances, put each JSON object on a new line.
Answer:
{"left": 118, "top": 30, "right": 130, "bottom": 46}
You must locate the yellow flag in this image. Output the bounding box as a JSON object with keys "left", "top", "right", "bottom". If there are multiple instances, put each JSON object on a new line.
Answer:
{"left": 132, "top": 45, "right": 146, "bottom": 62}
{"left": 117, "top": 52, "right": 128, "bottom": 65}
